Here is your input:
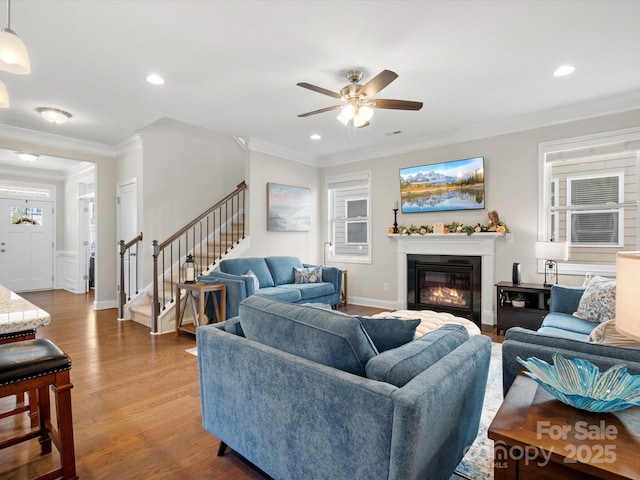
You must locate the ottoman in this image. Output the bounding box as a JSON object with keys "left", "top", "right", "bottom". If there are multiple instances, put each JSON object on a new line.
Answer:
{"left": 367, "top": 310, "right": 481, "bottom": 338}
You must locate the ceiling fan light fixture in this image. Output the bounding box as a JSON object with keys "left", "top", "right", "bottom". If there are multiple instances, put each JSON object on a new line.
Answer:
{"left": 354, "top": 106, "right": 374, "bottom": 127}
{"left": 37, "top": 107, "right": 72, "bottom": 125}
{"left": 337, "top": 104, "right": 355, "bottom": 125}
{"left": 0, "top": 79, "right": 9, "bottom": 107}
{"left": 0, "top": 1, "right": 30, "bottom": 74}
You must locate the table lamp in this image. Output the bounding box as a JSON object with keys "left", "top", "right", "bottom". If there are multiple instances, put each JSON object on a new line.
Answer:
{"left": 615, "top": 251, "right": 640, "bottom": 341}
{"left": 535, "top": 240, "right": 569, "bottom": 286}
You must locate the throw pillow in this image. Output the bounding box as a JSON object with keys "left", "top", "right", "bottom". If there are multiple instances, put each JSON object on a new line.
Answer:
{"left": 588, "top": 319, "right": 640, "bottom": 347}
{"left": 239, "top": 296, "right": 377, "bottom": 376}
{"left": 573, "top": 276, "right": 616, "bottom": 323}
{"left": 244, "top": 269, "right": 260, "bottom": 290}
{"left": 293, "top": 266, "right": 323, "bottom": 284}
{"left": 356, "top": 316, "right": 421, "bottom": 352}
{"left": 365, "top": 324, "right": 469, "bottom": 387}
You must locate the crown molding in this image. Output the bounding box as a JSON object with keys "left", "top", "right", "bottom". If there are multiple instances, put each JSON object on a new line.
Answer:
{"left": 113, "top": 135, "right": 142, "bottom": 156}
{"left": 0, "top": 124, "right": 118, "bottom": 158}
{"left": 248, "top": 137, "right": 319, "bottom": 167}
{"left": 319, "top": 90, "right": 640, "bottom": 167}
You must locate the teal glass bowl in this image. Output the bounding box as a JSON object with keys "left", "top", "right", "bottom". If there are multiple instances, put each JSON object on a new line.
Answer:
{"left": 517, "top": 353, "right": 640, "bottom": 413}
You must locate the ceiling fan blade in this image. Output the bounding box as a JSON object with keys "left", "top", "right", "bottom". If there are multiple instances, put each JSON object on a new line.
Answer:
{"left": 297, "top": 82, "right": 342, "bottom": 99}
{"left": 297, "top": 105, "right": 343, "bottom": 117}
{"left": 371, "top": 99, "right": 423, "bottom": 111}
{"left": 358, "top": 70, "right": 398, "bottom": 97}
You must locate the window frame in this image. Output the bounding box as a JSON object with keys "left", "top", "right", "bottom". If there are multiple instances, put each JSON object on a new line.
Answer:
{"left": 538, "top": 127, "right": 640, "bottom": 277}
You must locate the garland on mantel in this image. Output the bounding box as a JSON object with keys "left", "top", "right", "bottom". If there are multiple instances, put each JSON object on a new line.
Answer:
{"left": 389, "top": 210, "right": 509, "bottom": 236}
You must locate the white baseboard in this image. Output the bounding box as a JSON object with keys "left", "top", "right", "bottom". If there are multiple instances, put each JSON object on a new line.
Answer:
{"left": 94, "top": 299, "right": 117, "bottom": 310}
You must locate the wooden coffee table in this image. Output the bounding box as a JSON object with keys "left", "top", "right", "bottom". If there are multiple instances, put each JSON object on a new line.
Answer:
{"left": 489, "top": 373, "right": 640, "bottom": 480}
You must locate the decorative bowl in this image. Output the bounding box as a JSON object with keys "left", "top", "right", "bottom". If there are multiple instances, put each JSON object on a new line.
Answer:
{"left": 517, "top": 353, "right": 640, "bottom": 413}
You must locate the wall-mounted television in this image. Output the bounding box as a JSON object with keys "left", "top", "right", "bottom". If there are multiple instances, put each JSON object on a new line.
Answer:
{"left": 399, "top": 156, "right": 485, "bottom": 213}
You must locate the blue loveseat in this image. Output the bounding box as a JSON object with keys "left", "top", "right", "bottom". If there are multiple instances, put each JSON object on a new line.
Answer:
{"left": 197, "top": 296, "right": 492, "bottom": 480}
{"left": 502, "top": 284, "right": 640, "bottom": 394}
{"left": 199, "top": 256, "right": 342, "bottom": 319}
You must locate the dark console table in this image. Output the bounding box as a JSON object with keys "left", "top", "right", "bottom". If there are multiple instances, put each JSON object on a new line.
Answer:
{"left": 495, "top": 282, "right": 550, "bottom": 335}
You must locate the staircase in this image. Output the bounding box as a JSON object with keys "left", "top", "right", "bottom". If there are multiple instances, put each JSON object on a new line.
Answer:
{"left": 129, "top": 222, "right": 247, "bottom": 333}
{"left": 121, "top": 182, "right": 248, "bottom": 334}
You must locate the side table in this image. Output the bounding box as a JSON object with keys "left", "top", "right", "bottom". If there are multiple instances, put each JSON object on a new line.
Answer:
{"left": 175, "top": 282, "right": 226, "bottom": 337}
{"left": 489, "top": 373, "right": 640, "bottom": 479}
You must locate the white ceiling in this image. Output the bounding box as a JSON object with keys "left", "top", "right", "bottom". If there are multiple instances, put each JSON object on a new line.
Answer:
{"left": 0, "top": 0, "right": 640, "bottom": 170}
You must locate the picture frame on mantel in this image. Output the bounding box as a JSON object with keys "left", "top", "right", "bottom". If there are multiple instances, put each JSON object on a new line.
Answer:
{"left": 267, "top": 182, "right": 311, "bottom": 232}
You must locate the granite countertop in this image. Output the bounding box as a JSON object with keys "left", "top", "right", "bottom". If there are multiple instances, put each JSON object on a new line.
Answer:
{"left": 0, "top": 284, "right": 51, "bottom": 334}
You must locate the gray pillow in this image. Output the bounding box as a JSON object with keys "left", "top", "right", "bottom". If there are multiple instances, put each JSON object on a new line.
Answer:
{"left": 239, "top": 296, "right": 378, "bottom": 376}
{"left": 357, "top": 316, "right": 421, "bottom": 352}
{"left": 365, "top": 324, "right": 469, "bottom": 387}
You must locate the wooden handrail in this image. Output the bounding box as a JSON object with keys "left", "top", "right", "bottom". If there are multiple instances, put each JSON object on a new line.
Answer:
{"left": 118, "top": 232, "right": 143, "bottom": 319}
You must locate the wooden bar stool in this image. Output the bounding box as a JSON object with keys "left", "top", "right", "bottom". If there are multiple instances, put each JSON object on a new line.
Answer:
{"left": 0, "top": 338, "right": 78, "bottom": 480}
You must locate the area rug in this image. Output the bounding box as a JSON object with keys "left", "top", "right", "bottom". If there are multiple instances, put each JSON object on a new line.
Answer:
{"left": 186, "top": 346, "right": 198, "bottom": 356}
{"left": 454, "top": 341, "right": 502, "bottom": 480}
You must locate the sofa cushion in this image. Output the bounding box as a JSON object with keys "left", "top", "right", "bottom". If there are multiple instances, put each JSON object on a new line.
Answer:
{"left": 279, "top": 282, "right": 334, "bottom": 300}
{"left": 293, "top": 266, "right": 323, "bottom": 284}
{"left": 540, "top": 312, "right": 597, "bottom": 335}
{"left": 357, "top": 316, "right": 421, "bottom": 352}
{"left": 223, "top": 316, "right": 244, "bottom": 336}
{"left": 588, "top": 319, "right": 640, "bottom": 347}
{"left": 573, "top": 275, "right": 616, "bottom": 323}
{"left": 239, "top": 296, "right": 377, "bottom": 376}
{"left": 254, "top": 287, "right": 302, "bottom": 303}
{"left": 220, "top": 258, "right": 275, "bottom": 288}
{"left": 365, "top": 324, "right": 469, "bottom": 387}
{"left": 536, "top": 326, "right": 590, "bottom": 342}
{"left": 264, "top": 256, "right": 304, "bottom": 286}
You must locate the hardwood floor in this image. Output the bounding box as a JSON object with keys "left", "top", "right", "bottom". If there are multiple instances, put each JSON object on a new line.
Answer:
{"left": 0, "top": 291, "right": 490, "bottom": 479}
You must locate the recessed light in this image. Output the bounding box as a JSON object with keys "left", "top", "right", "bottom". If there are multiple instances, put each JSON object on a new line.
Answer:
{"left": 36, "top": 107, "right": 72, "bottom": 124}
{"left": 16, "top": 152, "right": 39, "bottom": 162}
{"left": 146, "top": 73, "right": 165, "bottom": 85}
{"left": 554, "top": 65, "right": 575, "bottom": 77}
{"left": 310, "top": 134, "right": 322, "bottom": 140}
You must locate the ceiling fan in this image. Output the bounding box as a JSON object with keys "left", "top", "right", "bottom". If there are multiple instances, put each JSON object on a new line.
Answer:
{"left": 297, "top": 69, "right": 423, "bottom": 129}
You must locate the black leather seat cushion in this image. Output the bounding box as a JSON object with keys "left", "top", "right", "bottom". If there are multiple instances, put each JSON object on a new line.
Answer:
{"left": 0, "top": 338, "right": 71, "bottom": 386}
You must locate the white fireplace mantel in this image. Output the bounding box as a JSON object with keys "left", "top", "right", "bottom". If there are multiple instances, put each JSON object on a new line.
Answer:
{"left": 392, "top": 233, "right": 504, "bottom": 326}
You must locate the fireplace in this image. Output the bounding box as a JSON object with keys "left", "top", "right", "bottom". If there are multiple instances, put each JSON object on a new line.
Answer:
{"left": 407, "top": 254, "right": 481, "bottom": 327}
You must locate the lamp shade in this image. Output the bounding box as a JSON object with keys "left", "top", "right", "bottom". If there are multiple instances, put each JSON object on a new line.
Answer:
{"left": 535, "top": 241, "right": 569, "bottom": 261}
{"left": 0, "top": 28, "right": 30, "bottom": 74}
{"left": 615, "top": 251, "right": 640, "bottom": 341}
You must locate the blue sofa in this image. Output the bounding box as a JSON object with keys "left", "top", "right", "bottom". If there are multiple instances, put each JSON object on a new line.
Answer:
{"left": 199, "top": 256, "right": 342, "bottom": 319}
{"left": 197, "top": 296, "right": 492, "bottom": 480}
{"left": 502, "top": 284, "right": 640, "bottom": 394}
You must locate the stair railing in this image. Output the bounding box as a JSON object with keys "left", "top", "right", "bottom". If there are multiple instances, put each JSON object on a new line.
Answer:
{"left": 118, "top": 232, "right": 143, "bottom": 319}
{"left": 151, "top": 181, "right": 247, "bottom": 333}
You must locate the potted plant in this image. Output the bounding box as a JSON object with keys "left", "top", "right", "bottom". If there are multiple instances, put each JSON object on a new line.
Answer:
{"left": 512, "top": 293, "right": 526, "bottom": 308}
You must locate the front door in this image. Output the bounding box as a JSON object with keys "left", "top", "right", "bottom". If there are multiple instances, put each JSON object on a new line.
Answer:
{"left": 0, "top": 198, "right": 54, "bottom": 291}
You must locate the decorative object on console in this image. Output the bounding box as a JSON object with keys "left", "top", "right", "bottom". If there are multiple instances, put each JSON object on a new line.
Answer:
{"left": 615, "top": 251, "right": 640, "bottom": 341}
{"left": 517, "top": 352, "right": 640, "bottom": 413}
{"left": 512, "top": 262, "right": 521, "bottom": 285}
{"left": 534, "top": 240, "right": 569, "bottom": 286}
{"left": 182, "top": 253, "right": 198, "bottom": 283}
{"left": 511, "top": 293, "right": 526, "bottom": 308}
{"left": 267, "top": 182, "right": 310, "bottom": 232}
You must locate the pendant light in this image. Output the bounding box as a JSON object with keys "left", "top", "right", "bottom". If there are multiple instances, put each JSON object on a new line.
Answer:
{"left": 0, "top": 79, "right": 8, "bottom": 107}
{"left": 0, "top": 0, "right": 30, "bottom": 74}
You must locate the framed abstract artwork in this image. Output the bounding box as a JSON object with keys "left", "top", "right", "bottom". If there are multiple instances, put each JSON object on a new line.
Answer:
{"left": 267, "top": 182, "right": 311, "bottom": 231}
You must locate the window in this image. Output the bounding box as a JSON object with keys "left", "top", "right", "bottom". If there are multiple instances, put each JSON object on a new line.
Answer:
{"left": 326, "top": 171, "right": 371, "bottom": 263}
{"left": 539, "top": 127, "right": 640, "bottom": 276}
{"left": 11, "top": 206, "right": 43, "bottom": 225}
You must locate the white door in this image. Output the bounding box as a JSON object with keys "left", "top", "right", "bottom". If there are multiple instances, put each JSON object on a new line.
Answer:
{"left": 117, "top": 180, "right": 138, "bottom": 298}
{"left": 0, "top": 198, "right": 54, "bottom": 291}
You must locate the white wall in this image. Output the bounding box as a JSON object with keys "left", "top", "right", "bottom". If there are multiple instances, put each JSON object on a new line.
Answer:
{"left": 319, "top": 109, "right": 640, "bottom": 313}
{"left": 137, "top": 119, "right": 245, "bottom": 284}
{"left": 246, "top": 149, "right": 321, "bottom": 264}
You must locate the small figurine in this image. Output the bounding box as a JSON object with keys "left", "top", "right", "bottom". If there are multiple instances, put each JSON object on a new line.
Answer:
{"left": 488, "top": 210, "right": 500, "bottom": 227}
